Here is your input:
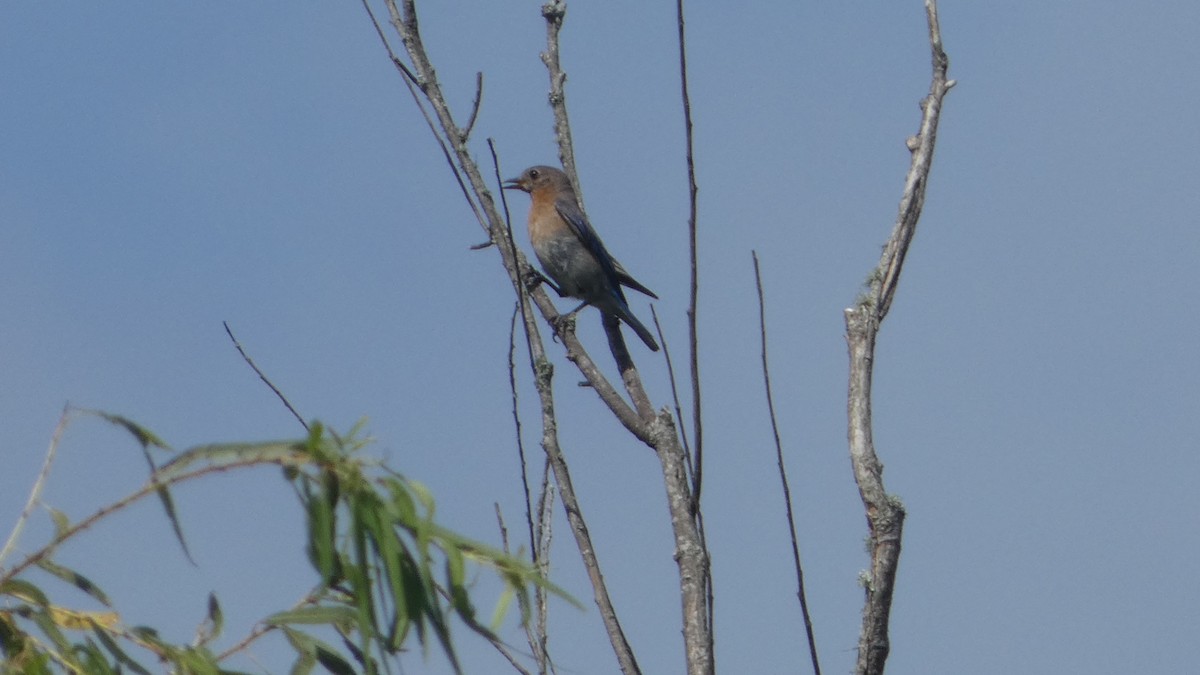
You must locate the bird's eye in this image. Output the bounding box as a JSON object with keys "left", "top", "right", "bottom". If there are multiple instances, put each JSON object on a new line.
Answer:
{"left": 529, "top": 169, "right": 540, "bottom": 180}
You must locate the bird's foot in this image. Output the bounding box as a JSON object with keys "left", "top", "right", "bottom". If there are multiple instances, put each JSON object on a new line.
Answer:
{"left": 550, "top": 312, "right": 577, "bottom": 342}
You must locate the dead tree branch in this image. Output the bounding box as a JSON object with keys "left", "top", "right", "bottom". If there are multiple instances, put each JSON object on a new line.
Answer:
{"left": 753, "top": 253, "right": 821, "bottom": 675}
{"left": 536, "top": 5, "right": 712, "bottom": 674}
{"left": 843, "top": 2, "right": 953, "bottom": 675}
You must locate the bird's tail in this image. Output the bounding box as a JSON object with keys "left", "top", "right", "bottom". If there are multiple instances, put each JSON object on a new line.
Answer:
{"left": 612, "top": 301, "right": 660, "bottom": 352}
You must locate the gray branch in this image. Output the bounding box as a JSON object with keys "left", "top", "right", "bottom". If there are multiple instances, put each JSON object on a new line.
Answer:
{"left": 844, "top": 2, "right": 952, "bottom": 675}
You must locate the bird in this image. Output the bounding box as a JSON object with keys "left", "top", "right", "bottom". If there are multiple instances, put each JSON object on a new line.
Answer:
{"left": 502, "top": 165, "right": 660, "bottom": 352}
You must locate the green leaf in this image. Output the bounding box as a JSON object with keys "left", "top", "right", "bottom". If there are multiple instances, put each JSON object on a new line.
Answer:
{"left": 35, "top": 559, "right": 112, "bottom": 607}
{"left": 405, "top": 479, "right": 436, "bottom": 518}
{"left": 304, "top": 483, "right": 337, "bottom": 586}
{"left": 99, "top": 412, "right": 196, "bottom": 566}
{"left": 92, "top": 627, "right": 152, "bottom": 675}
{"left": 281, "top": 627, "right": 355, "bottom": 675}
{"left": 0, "top": 579, "right": 50, "bottom": 607}
{"left": 445, "top": 547, "right": 473, "bottom": 618}
{"left": 151, "top": 478, "right": 195, "bottom": 566}
{"left": 281, "top": 627, "right": 317, "bottom": 675}
{"left": 30, "top": 608, "right": 73, "bottom": 656}
{"left": 174, "top": 648, "right": 220, "bottom": 675}
{"left": 266, "top": 606, "right": 358, "bottom": 632}
{"left": 156, "top": 440, "right": 310, "bottom": 481}
{"left": 47, "top": 508, "right": 71, "bottom": 539}
{"left": 314, "top": 643, "right": 356, "bottom": 675}
{"left": 76, "top": 640, "right": 117, "bottom": 675}
{"left": 370, "top": 515, "right": 410, "bottom": 651}
{"left": 488, "top": 585, "right": 515, "bottom": 632}
{"left": 88, "top": 411, "right": 170, "bottom": 452}
{"left": 194, "top": 592, "right": 222, "bottom": 646}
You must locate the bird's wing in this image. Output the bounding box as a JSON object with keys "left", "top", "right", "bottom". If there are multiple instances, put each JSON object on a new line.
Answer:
{"left": 555, "top": 196, "right": 629, "bottom": 301}
{"left": 612, "top": 259, "right": 658, "bottom": 299}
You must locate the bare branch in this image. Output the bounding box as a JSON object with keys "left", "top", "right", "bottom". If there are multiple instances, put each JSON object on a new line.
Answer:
{"left": 216, "top": 588, "right": 323, "bottom": 663}
{"left": 0, "top": 406, "right": 71, "bottom": 568}
{"left": 493, "top": 504, "right": 538, "bottom": 675}
{"left": 533, "top": 5, "right": 713, "bottom": 674}
{"left": 223, "top": 321, "right": 307, "bottom": 431}
{"left": 488, "top": 120, "right": 640, "bottom": 675}
{"left": 648, "top": 414, "right": 712, "bottom": 675}
{"left": 533, "top": 464, "right": 557, "bottom": 675}
{"left": 870, "top": 0, "right": 954, "bottom": 322}
{"left": 524, "top": 316, "right": 642, "bottom": 675}
{"left": 753, "top": 252, "right": 821, "bottom": 675}
{"left": 675, "top": 0, "right": 704, "bottom": 518}
{"left": 506, "top": 303, "right": 539, "bottom": 560}
{"left": 844, "top": 3, "right": 951, "bottom": 674}
{"left": 538, "top": 0, "right": 581, "bottom": 196}
{"left": 673, "top": 2, "right": 713, "bottom": 656}
{"left": 650, "top": 306, "right": 693, "bottom": 474}
{"left": 462, "top": 71, "right": 484, "bottom": 142}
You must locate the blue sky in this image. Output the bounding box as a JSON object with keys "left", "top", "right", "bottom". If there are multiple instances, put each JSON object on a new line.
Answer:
{"left": 2, "top": 2, "right": 1198, "bottom": 673}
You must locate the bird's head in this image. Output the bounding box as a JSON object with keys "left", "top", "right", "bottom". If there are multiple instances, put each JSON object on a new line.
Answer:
{"left": 502, "top": 165, "right": 571, "bottom": 194}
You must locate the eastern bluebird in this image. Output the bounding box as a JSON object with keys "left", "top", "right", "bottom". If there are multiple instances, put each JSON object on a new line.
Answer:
{"left": 503, "top": 165, "right": 660, "bottom": 352}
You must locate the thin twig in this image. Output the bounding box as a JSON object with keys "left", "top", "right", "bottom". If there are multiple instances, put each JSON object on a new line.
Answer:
{"left": 2, "top": 456, "right": 302, "bottom": 584}
{"left": 674, "top": 0, "right": 714, "bottom": 661}
{"left": 753, "top": 252, "right": 821, "bottom": 675}
{"left": 507, "top": 303, "right": 538, "bottom": 558}
{"left": 675, "top": 0, "right": 703, "bottom": 512}
{"left": 462, "top": 72, "right": 484, "bottom": 142}
{"left": 0, "top": 406, "right": 72, "bottom": 568}
{"left": 215, "top": 587, "right": 324, "bottom": 662}
{"left": 650, "top": 306, "right": 692, "bottom": 475}
{"left": 363, "top": 0, "right": 486, "bottom": 233}
{"left": 494, "top": 505, "right": 540, "bottom": 675}
{"left": 223, "top": 322, "right": 307, "bottom": 432}
{"left": 533, "top": 464, "right": 556, "bottom": 675}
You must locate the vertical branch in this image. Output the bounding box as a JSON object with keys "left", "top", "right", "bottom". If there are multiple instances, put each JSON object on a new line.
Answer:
{"left": 649, "top": 415, "right": 712, "bottom": 675}
{"left": 753, "top": 253, "right": 821, "bottom": 675}
{"left": 507, "top": 304, "right": 549, "bottom": 672}
{"left": 673, "top": 2, "right": 714, "bottom": 659}
{"left": 539, "top": 1, "right": 582, "bottom": 196}
{"left": 843, "top": 3, "right": 952, "bottom": 675}
{"left": 537, "top": 5, "right": 712, "bottom": 674}
{"left": 490, "top": 143, "right": 629, "bottom": 675}
{"left": 675, "top": 0, "right": 703, "bottom": 510}
{"left": 527, "top": 344, "right": 643, "bottom": 675}
{"left": 533, "top": 461, "right": 556, "bottom": 675}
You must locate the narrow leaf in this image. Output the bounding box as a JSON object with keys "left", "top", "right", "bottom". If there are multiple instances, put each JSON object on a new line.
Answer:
{"left": 194, "top": 592, "right": 222, "bottom": 646}
{"left": 315, "top": 644, "right": 356, "bottom": 675}
{"left": 266, "top": 606, "right": 358, "bottom": 631}
{"left": 282, "top": 627, "right": 318, "bottom": 675}
{"left": 0, "top": 579, "right": 50, "bottom": 606}
{"left": 488, "top": 585, "right": 515, "bottom": 632}
{"left": 36, "top": 559, "right": 112, "bottom": 607}
{"left": 47, "top": 508, "right": 71, "bottom": 539}
{"left": 156, "top": 440, "right": 310, "bottom": 481}
{"left": 151, "top": 480, "right": 195, "bottom": 566}
{"left": 89, "top": 412, "right": 170, "bottom": 452}
{"left": 93, "top": 627, "right": 153, "bottom": 675}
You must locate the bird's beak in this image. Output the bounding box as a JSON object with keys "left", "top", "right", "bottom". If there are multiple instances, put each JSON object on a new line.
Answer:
{"left": 502, "top": 178, "right": 526, "bottom": 191}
